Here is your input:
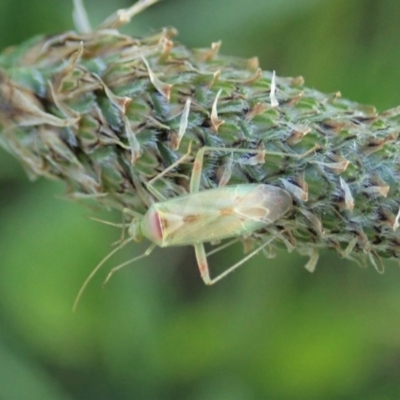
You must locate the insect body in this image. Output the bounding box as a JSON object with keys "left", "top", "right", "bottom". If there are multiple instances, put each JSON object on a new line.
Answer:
{"left": 73, "top": 145, "right": 294, "bottom": 311}
{"left": 135, "top": 183, "right": 292, "bottom": 283}
{"left": 140, "top": 184, "right": 291, "bottom": 247}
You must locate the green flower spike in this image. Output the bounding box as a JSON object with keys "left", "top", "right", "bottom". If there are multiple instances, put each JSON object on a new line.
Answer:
{"left": 1, "top": 0, "right": 399, "bottom": 295}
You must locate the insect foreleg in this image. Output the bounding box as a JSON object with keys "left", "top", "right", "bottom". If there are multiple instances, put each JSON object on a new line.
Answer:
{"left": 102, "top": 243, "right": 157, "bottom": 286}
{"left": 121, "top": 207, "right": 143, "bottom": 219}
{"left": 90, "top": 215, "right": 129, "bottom": 247}
{"left": 90, "top": 217, "right": 125, "bottom": 228}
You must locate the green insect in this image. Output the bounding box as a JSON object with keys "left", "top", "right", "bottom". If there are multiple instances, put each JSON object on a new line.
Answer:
{"left": 73, "top": 144, "right": 293, "bottom": 311}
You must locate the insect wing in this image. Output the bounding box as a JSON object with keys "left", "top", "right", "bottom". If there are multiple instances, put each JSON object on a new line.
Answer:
{"left": 150, "top": 184, "right": 291, "bottom": 247}
{"left": 235, "top": 184, "right": 292, "bottom": 224}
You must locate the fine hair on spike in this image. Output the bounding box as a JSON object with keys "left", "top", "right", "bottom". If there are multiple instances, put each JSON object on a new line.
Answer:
{"left": 72, "top": 0, "right": 92, "bottom": 33}
{"left": 97, "top": 0, "right": 160, "bottom": 30}
{"left": 270, "top": 70, "right": 279, "bottom": 107}
{"left": 73, "top": 0, "right": 160, "bottom": 33}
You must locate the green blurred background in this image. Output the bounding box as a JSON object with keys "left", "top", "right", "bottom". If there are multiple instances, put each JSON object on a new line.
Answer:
{"left": 1, "top": 0, "right": 400, "bottom": 399}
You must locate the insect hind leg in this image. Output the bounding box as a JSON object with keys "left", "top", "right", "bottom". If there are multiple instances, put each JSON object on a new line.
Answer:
{"left": 195, "top": 234, "right": 279, "bottom": 285}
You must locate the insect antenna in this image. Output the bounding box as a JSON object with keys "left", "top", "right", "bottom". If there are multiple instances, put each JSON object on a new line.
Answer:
{"left": 73, "top": 237, "right": 133, "bottom": 312}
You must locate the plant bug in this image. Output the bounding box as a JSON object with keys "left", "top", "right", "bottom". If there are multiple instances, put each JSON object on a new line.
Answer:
{"left": 73, "top": 143, "right": 296, "bottom": 311}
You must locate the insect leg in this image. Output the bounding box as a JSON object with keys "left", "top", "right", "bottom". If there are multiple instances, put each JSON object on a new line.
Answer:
{"left": 193, "top": 239, "right": 241, "bottom": 284}
{"left": 190, "top": 145, "right": 319, "bottom": 193}
{"left": 145, "top": 141, "right": 193, "bottom": 201}
{"left": 90, "top": 217, "right": 125, "bottom": 228}
{"left": 91, "top": 215, "right": 128, "bottom": 246}
{"left": 120, "top": 207, "right": 143, "bottom": 219}
{"left": 194, "top": 243, "right": 212, "bottom": 284}
{"left": 206, "top": 238, "right": 240, "bottom": 257}
{"left": 195, "top": 234, "right": 279, "bottom": 285}
{"left": 190, "top": 146, "right": 266, "bottom": 193}
{"left": 102, "top": 243, "right": 157, "bottom": 286}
